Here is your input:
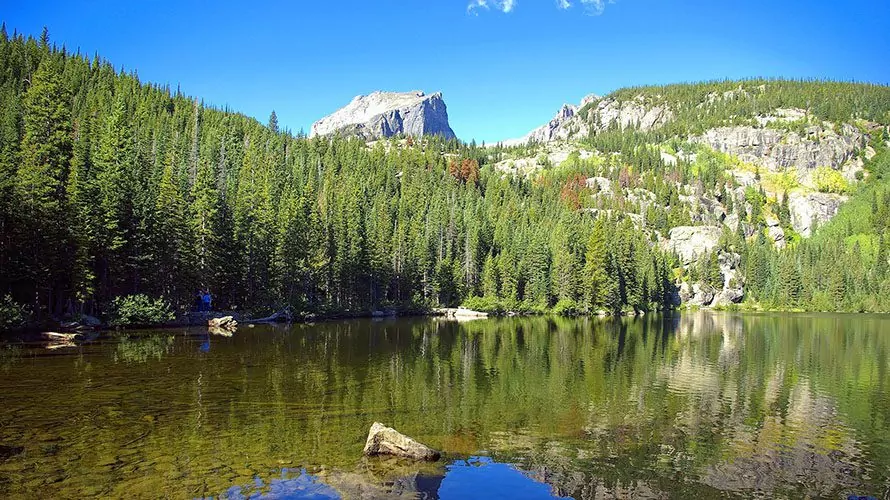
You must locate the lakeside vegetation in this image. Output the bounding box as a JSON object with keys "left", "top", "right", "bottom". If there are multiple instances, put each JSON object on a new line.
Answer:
{"left": 1, "top": 29, "right": 890, "bottom": 329}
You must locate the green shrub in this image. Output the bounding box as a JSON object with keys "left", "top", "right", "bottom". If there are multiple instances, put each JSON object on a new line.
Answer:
{"left": 812, "top": 166, "right": 849, "bottom": 194}
{"left": 552, "top": 299, "right": 581, "bottom": 316}
{"left": 0, "top": 295, "right": 28, "bottom": 331}
{"left": 461, "top": 296, "right": 505, "bottom": 314}
{"left": 109, "top": 294, "right": 174, "bottom": 328}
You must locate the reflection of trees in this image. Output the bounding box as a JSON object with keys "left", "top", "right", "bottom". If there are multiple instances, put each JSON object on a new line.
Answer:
{"left": 0, "top": 314, "right": 888, "bottom": 497}
{"left": 114, "top": 334, "right": 175, "bottom": 363}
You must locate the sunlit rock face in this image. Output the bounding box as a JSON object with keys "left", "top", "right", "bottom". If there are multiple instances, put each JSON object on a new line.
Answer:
{"left": 310, "top": 91, "right": 456, "bottom": 141}
{"left": 788, "top": 191, "right": 847, "bottom": 237}
{"left": 694, "top": 123, "right": 863, "bottom": 170}
{"left": 501, "top": 94, "right": 673, "bottom": 146}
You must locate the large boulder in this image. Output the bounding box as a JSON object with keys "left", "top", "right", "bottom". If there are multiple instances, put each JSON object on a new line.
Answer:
{"left": 789, "top": 192, "right": 847, "bottom": 237}
{"left": 687, "top": 283, "right": 717, "bottom": 307}
{"left": 765, "top": 216, "right": 786, "bottom": 249}
{"left": 663, "top": 226, "right": 723, "bottom": 265}
{"left": 208, "top": 316, "right": 237, "bottom": 331}
{"left": 713, "top": 285, "right": 744, "bottom": 306}
{"left": 311, "top": 91, "right": 456, "bottom": 141}
{"left": 363, "top": 422, "right": 441, "bottom": 461}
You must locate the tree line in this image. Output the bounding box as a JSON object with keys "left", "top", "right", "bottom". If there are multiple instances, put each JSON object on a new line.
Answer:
{"left": 2, "top": 28, "right": 890, "bottom": 327}
{"left": 0, "top": 29, "right": 679, "bottom": 323}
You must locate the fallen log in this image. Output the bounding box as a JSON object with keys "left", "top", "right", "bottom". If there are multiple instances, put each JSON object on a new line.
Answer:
{"left": 41, "top": 332, "right": 83, "bottom": 342}
{"left": 363, "top": 422, "right": 441, "bottom": 461}
{"left": 245, "top": 307, "right": 291, "bottom": 324}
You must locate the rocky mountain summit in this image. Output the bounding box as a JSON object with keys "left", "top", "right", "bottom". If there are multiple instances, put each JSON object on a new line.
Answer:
{"left": 310, "top": 91, "right": 456, "bottom": 141}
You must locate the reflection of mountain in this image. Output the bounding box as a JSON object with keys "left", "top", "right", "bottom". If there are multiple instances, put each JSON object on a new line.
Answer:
{"left": 0, "top": 314, "right": 888, "bottom": 497}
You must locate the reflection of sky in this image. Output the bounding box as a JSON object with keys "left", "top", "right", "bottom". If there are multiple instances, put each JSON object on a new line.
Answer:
{"left": 215, "top": 458, "right": 567, "bottom": 499}
{"left": 217, "top": 469, "right": 338, "bottom": 499}
{"left": 439, "top": 457, "right": 568, "bottom": 500}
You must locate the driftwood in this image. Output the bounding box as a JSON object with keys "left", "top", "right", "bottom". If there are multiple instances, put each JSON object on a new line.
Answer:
{"left": 363, "top": 422, "right": 441, "bottom": 461}
{"left": 44, "top": 341, "right": 78, "bottom": 350}
{"left": 245, "top": 307, "right": 292, "bottom": 324}
{"left": 41, "top": 332, "right": 83, "bottom": 342}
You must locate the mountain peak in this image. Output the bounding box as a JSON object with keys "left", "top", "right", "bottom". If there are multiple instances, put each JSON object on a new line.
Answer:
{"left": 311, "top": 91, "right": 456, "bottom": 141}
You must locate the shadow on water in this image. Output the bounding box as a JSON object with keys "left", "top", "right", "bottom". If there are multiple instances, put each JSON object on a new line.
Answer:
{"left": 0, "top": 311, "right": 889, "bottom": 498}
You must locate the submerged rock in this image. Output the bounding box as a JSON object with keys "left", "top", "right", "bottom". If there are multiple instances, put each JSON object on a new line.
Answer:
{"left": 363, "top": 422, "right": 441, "bottom": 461}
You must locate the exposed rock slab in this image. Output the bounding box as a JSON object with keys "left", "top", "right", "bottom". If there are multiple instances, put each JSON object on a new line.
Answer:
{"left": 311, "top": 91, "right": 455, "bottom": 141}
{"left": 663, "top": 226, "right": 723, "bottom": 265}
{"left": 789, "top": 192, "right": 847, "bottom": 237}
{"left": 363, "top": 422, "right": 441, "bottom": 461}
{"left": 693, "top": 124, "right": 863, "bottom": 176}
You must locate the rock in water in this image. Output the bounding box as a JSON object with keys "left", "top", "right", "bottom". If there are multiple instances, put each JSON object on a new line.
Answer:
{"left": 208, "top": 316, "right": 237, "bottom": 331}
{"left": 310, "top": 91, "right": 456, "bottom": 141}
{"left": 362, "top": 422, "right": 441, "bottom": 461}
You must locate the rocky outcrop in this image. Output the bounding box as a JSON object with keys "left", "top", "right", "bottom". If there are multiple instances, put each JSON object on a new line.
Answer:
{"left": 363, "top": 422, "right": 441, "bottom": 461}
{"left": 311, "top": 91, "right": 456, "bottom": 141}
{"left": 693, "top": 124, "right": 863, "bottom": 176}
{"left": 676, "top": 251, "right": 744, "bottom": 308}
{"left": 788, "top": 192, "right": 847, "bottom": 237}
{"left": 594, "top": 96, "right": 674, "bottom": 132}
{"left": 713, "top": 252, "right": 744, "bottom": 306}
{"left": 503, "top": 94, "right": 672, "bottom": 145}
{"left": 765, "top": 216, "right": 786, "bottom": 249}
{"left": 679, "top": 282, "right": 716, "bottom": 307}
{"left": 663, "top": 226, "right": 723, "bottom": 265}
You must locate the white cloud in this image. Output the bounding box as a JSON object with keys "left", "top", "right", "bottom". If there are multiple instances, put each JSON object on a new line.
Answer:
{"left": 467, "top": 0, "right": 488, "bottom": 14}
{"left": 580, "top": 0, "right": 615, "bottom": 15}
{"left": 470, "top": 0, "right": 614, "bottom": 15}
{"left": 467, "top": 0, "right": 517, "bottom": 14}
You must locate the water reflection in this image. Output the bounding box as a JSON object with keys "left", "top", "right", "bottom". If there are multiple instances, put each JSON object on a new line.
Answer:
{"left": 0, "top": 312, "right": 888, "bottom": 498}
{"left": 216, "top": 458, "right": 567, "bottom": 500}
{"left": 113, "top": 333, "right": 176, "bottom": 363}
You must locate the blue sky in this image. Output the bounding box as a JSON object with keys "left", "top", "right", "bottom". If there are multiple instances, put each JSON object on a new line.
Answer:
{"left": 4, "top": 0, "right": 890, "bottom": 143}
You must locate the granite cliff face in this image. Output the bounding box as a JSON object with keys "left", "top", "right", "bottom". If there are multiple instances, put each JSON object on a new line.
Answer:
{"left": 692, "top": 121, "right": 865, "bottom": 180}
{"left": 310, "top": 91, "right": 456, "bottom": 141}
{"left": 503, "top": 94, "right": 673, "bottom": 145}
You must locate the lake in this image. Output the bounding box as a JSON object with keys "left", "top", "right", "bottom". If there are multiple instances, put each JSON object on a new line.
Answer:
{"left": 0, "top": 312, "right": 888, "bottom": 498}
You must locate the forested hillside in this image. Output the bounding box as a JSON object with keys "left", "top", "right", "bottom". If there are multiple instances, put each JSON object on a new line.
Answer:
{"left": 1, "top": 28, "right": 890, "bottom": 328}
